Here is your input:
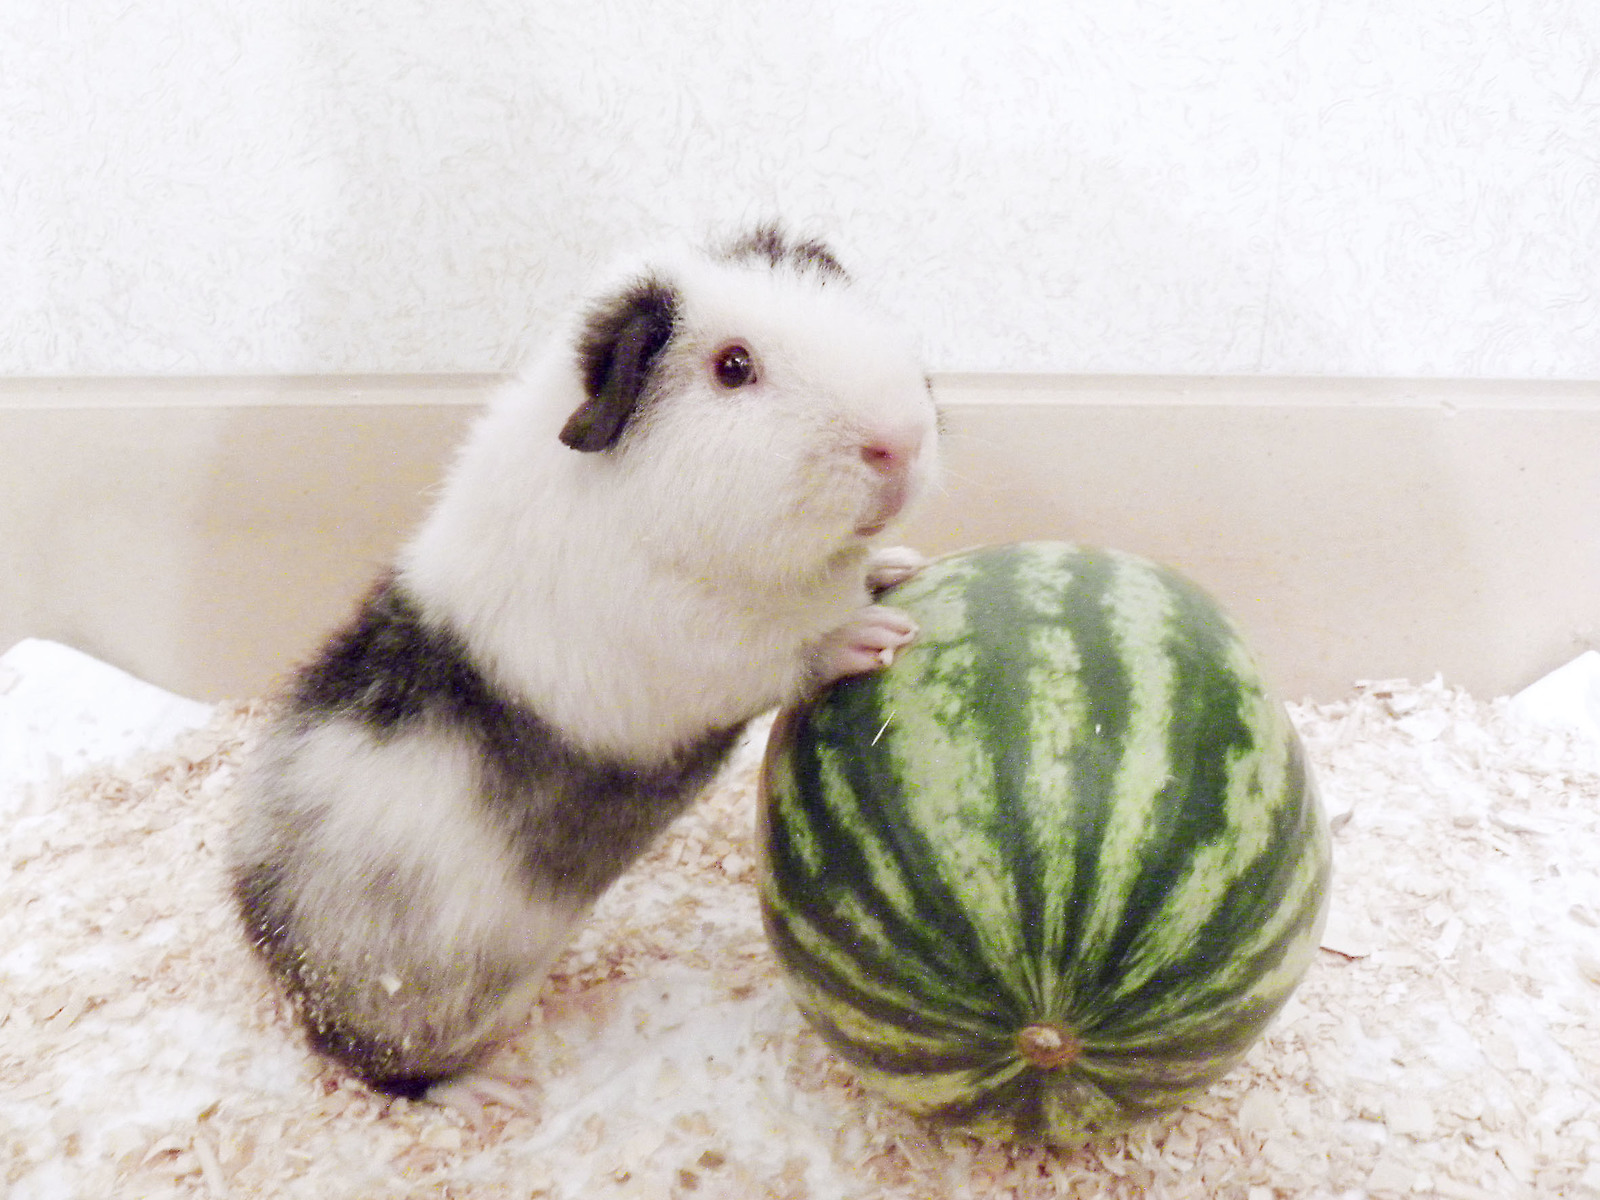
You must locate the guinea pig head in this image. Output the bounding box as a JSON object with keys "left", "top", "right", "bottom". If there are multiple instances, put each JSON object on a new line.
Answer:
{"left": 558, "top": 234, "right": 939, "bottom": 590}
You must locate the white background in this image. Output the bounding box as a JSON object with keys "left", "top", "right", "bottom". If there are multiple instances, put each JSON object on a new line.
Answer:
{"left": 3, "top": 0, "right": 1597, "bottom": 377}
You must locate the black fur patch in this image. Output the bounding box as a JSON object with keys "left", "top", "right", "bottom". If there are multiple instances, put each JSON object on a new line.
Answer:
{"left": 286, "top": 572, "right": 742, "bottom": 901}
{"left": 232, "top": 858, "right": 293, "bottom": 962}
{"left": 287, "top": 572, "right": 481, "bottom": 730}
{"left": 562, "top": 276, "right": 679, "bottom": 452}
{"left": 719, "top": 223, "right": 850, "bottom": 282}
{"left": 358, "top": 1071, "right": 434, "bottom": 1101}
{"left": 237, "top": 573, "right": 745, "bottom": 1092}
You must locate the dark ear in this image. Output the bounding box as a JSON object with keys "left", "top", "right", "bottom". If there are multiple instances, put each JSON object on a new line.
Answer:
{"left": 561, "top": 277, "right": 679, "bottom": 452}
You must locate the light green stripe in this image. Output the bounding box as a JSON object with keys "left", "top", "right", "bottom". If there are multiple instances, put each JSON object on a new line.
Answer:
{"left": 1065, "top": 556, "right": 1178, "bottom": 983}
{"left": 765, "top": 748, "right": 825, "bottom": 881}
{"left": 770, "top": 845, "right": 1004, "bottom": 1041}
{"left": 793, "top": 977, "right": 976, "bottom": 1061}
{"left": 1036, "top": 1074, "right": 1138, "bottom": 1140}
{"left": 774, "top": 905, "right": 946, "bottom": 1030}
{"left": 1186, "top": 825, "right": 1328, "bottom": 1018}
{"left": 1109, "top": 681, "right": 1292, "bottom": 995}
{"left": 1012, "top": 541, "right": 1086, "bottom": 616}
{"left": 1113, "top": 838, "right": 1327, "bottom": 1039}
{"left": 1019, "top": 618, "right": 1088, "bottom": 1013}
{"left": 810, "top": 743, "right": 923, "bottom": 934}
{"left": 849, "top": 1060, "right": 1024, "bottom": 1115}
{"left": 878, "top": 632, "right": 1035, "bottom": 1002}
{"left": 1183, "top": 743, "right": 1327, "bottom": 1020}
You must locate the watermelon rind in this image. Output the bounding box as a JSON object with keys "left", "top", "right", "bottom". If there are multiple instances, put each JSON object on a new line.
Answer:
{"left": 757, "top": 541, "right": 1331, "bottom": 1146}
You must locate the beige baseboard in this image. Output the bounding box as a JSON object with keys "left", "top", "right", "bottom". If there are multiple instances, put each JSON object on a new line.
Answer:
{"left": 3, "top": 374, "right": 1596, "bottom": 702}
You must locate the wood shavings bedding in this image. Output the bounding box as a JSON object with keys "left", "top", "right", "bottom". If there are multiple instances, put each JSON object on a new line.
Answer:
{"left": 3, "top": 680, "right": 1598, "bottom": 1199}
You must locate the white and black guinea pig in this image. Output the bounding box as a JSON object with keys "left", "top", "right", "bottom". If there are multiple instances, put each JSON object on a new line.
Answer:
{"left": 227, "top": 225, "right": 941, "bottom": 1099}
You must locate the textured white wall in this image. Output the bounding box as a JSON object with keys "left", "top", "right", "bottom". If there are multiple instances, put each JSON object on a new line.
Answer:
{"left": 4, "top": 0, "right": 1597, "bottom": 377}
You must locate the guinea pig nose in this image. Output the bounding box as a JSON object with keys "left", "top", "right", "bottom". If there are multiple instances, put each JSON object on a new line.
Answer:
{"left": 861, "top": 443, "right": 897, "bottom": 470}
{"left": 859, "top": 427, "right": 923, "bottom": 475}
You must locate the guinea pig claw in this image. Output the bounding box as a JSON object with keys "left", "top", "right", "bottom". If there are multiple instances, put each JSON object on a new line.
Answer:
{"left": 813, "top": 605, "right": 919, "bottom": 686}
{"left": 425, "top": 1070, "right": 531, "bottom": 1126}
{"left": 866, "top": 545, "right": 930, "bottom": 595}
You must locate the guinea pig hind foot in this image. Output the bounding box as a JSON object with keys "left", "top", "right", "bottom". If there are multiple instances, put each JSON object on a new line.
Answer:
{"left": 422, "top": 1068, "right": 532, "bottom": 1126}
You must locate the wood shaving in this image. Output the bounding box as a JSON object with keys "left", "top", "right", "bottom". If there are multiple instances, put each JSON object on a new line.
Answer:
{"left": 3, "top": 678, "right": 1599, "bottom": 1199}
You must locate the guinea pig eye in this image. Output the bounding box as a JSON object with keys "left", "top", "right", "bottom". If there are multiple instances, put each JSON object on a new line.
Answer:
{"left": 712, "top": 344, "right": 757, "bottom": 389}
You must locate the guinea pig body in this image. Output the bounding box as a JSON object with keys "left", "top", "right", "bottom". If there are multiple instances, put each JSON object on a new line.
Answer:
{"left": 228, "top": 227, "right": 940, "bottom": 1096}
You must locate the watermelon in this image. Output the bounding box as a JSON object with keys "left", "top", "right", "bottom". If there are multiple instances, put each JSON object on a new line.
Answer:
{"left": 757, "top": 541, "right": 1330, "bottom": 1145}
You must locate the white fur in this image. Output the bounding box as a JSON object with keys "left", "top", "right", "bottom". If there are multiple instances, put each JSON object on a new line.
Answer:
{"left": 266, "top": 720, "right": 582, "bottom": 964}
{"left": 232, "top": 719, "right": 586, "bottom": 1061}
{"left": 400, "top": 244, "right": 939, "bottom": 761}
{"left": 231, "top": 234, "right": 940, "bottom": 1087}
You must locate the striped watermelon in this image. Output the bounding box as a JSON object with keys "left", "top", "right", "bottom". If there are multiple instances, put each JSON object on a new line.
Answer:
{"left": 757, "top": 542, "right": 1330, "bottom": 1145}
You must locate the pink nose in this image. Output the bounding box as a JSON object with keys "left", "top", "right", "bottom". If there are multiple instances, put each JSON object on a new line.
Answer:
{"left": 855, "top": 426, "right": 925, "bottom": 535}
{"left": 859, "top": 427, "right": 924, "bottom": 477}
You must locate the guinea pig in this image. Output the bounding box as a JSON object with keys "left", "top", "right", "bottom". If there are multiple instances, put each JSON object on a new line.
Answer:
{"left": 227, "top": 225, "right": 941, "bottom": 1099}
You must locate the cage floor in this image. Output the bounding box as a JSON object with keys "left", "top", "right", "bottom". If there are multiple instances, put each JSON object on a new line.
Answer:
{"left": 3, "top": 675, "right": 1598, "bottom": 1199}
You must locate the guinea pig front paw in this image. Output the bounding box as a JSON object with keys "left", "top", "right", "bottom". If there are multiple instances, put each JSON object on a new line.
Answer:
{"left": 865, "top": 545, "right": 929, "bottom": 595}
{"left": 811, "top": 605, "right": 919, "bottom": 685}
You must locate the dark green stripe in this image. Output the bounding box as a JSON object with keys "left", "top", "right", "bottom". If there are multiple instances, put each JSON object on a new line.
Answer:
{"left": 1087, "top": 997, "right": 1283, "bottom": 1067}
{"left": 927, "top": 1064, "right": 1141, "bottom": 1142}
{"left": 891, "top": 542, "right": 1130, "bottom": 1010}
{"left": 1022, "top": 548, "right": 1132, "bottom": 990}
{"left": 928, "top": 1069, "right": 1055, "bottom": 1141}
{"left": 928, "top": 1075, "right": 1049, "bottom": 1139}
{"left": 760, "top": 902, "right": 996, "bottom": 1045}
{"left": 762, "top": 861, "right": 1007, "bottom": 1037}
{"left": 1081, "top": 568, "right": 1252, "bottom": 1008}
{"left": 946, "top": 546, "right": 1051, "bottom": 974}
{"left": 1116, "top": 837, "right": 1329, "bottom": 1048}
{"left": 789, "top": 991, "right": 1010, "bottom": 1078}
{"left": 767, "top": 696, "right": 1015, "bottom": 1023}
{"left": 1099, "top": 737, "right": 1326, "bottom": 1037}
